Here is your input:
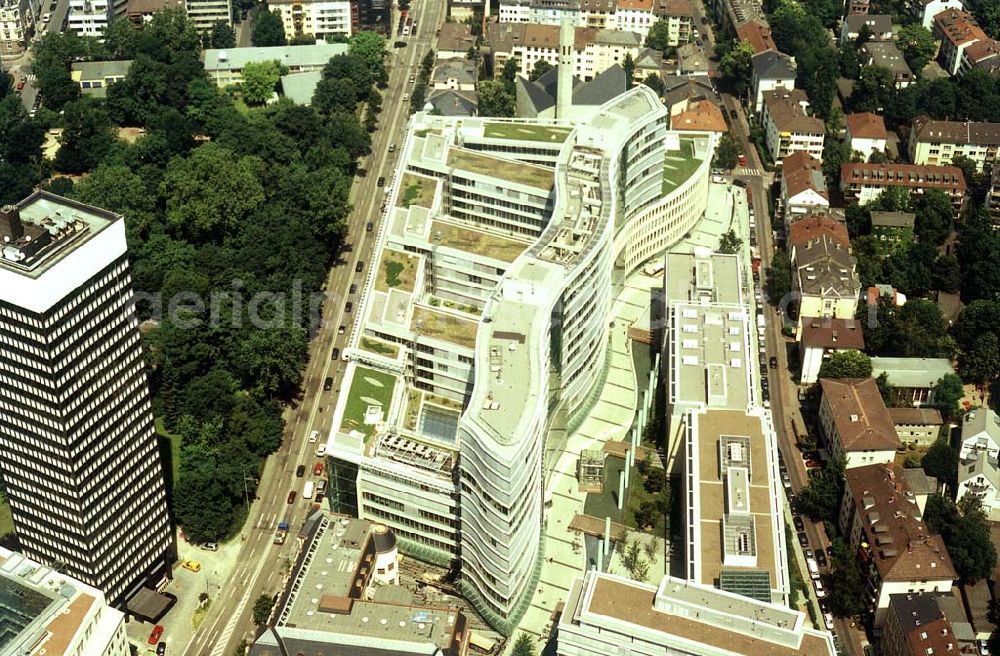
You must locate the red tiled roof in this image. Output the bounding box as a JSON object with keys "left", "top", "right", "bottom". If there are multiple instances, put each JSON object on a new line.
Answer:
{"left": 736, "top": 20, "right": 775, "bottom": 55}
{"left": 789, "top": 214, "right": 849, "bottom": 248}
{"left": 846, "top": 112, "right": 886, "bottom": 140}
{"left": 820, "top": 377, "right": 900, "bottom": 452}
{"left": 841, "top": 163, "right": 967, "bottom": 192}
{"left": 800, "top": 317, "right": 865, "bottom": 350}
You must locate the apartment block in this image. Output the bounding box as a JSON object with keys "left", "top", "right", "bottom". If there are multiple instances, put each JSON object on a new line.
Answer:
{"left": 799, "top": 317, "right": 864, "bottom": 385}
{"left": 252, "top": 514, "right": 470, "bottom": 656}
{"left": 818, "top": 377, "right": 900, "bottom": 467}
{"left": 0, "top": 194, "right": 175, "bottom": 606}
{"left": 68, "top": 0, "right": 127, "bottom": 36}
{"left": 270, "top": 0, "right": 352, "bottom": 41}
{"left": 959, "top": 408, "right": 1000, "bottom": 461}
{"left": 496, "top": 0, "right": 691, "bottom": 41}
{"left": 793, "top": 235, "right": 861, "bottom": 335}
{"left": 888, "top": 407, "right": 942, "bottom": 446}
{"left": 557, "top": 572, "right": 836, "bottom": 656}
{"left": 749, "top": 49, "right": 795, "bottom": 114}
{"left": 202, "top": 42, "right": 348, "bottom": 86}
{"left": 883, "top": 593, "right": 972, "bottom": 656}
{"left": 126, "top": 0, "right": 184, "bottom": 23}
{"left": 933, "top": 8, "right": 992, "bottom": 75}
{"left": 860, "top": 41, "right": 914, "bottom": 88}
{"left": 709, "top": 0, "right": 763, "bottom": 36}
{"left": 0, "top": 548, "right": 130, "bottom": 656}
{"left": 0, "top": 0, "right": 37, "bottom": 56}
{"left": 185, "top": 0, "right": 231, "bottom": 31}
{"left": 839, "top": 464, "right": 955, "bottom": 626}
{"left": 909, "top": 116, "right": 1000, "bottom": 172}
{"left": 778, "top": 151, "right": 829, "bottom": 224}
{"left": 437, "top": 21, "right": 476, "bottom": 58}
{"left": 735, "top": 19, "right": 774, "bottom": 54}
{"left": 840, "top": 13, "right": 892, "bottom": 41}
{"left": 840, "top": 162, "right": 967, "bottom": 209}
{"left": 485, "top": 21, "right": 643, "bottom": 80}
{"left": 914, "top": 0, "right": 963, "bottom": 29}
{"left": 845, "top": 112, "right": 887, "bottom": 161}
{"left": 957, "top": 452, "right": 1000, "bottom": 515}
{"left": 760, "top": 89, "right": 824, "bottom": 162}
{"left": 326, "top": 86, "right": 716, "bottom": 634}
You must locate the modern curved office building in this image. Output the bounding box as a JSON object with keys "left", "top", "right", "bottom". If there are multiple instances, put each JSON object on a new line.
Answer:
{"left": 326, "top": 86, "right": 716, "bottom": 633}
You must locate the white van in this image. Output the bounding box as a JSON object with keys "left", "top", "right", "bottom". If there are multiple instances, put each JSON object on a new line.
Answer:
{"left": 806, "top": 557, "right": 820, "bottom": 580}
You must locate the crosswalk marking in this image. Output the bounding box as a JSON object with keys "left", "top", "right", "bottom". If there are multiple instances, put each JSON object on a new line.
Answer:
{"left": 735, "top": 166, "right": 764, "bottom": 177}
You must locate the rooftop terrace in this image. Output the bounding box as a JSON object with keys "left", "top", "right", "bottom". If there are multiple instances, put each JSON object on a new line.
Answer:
{"left": 447, "top": 148, "right": 555, "bottom": 189}
{"left": 398, "top": 172, "right": 437, "bottom": 209}
{"left": 411, "top": 305, "right": 479, "bottom": 349}
{"left": 482, "top": 122, "right": 573, "bottom": 143}
{"left": 661, "top": 138, "right": 701, "bottom": 195}
{"left": 338, "top": 366, "right": 398, "bottom": 441}
{"left": 429, "top": 220, "right": 529, "bottom": 263}
{"left": 374, "top": 249, "right": 419, "bottom": 294}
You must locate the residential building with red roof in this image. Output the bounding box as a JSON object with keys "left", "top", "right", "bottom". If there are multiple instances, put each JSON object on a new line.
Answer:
{"left": 839, "top": 463, "right": 955, "bottom": 626}
{"left": 760, "top": 89, "right": 824, "bottom": 162}
{"left": 793, "top": 235, "right": 860, "bottom": 336}
{"left": 670, "top": 99, "right": 728, "bottom": 132}
{"left": 845, "top": 112, "right": 887, "bottom": 161}
{"left": 909, "top": 115, "right": 1000, "bottom": 172}
{"left": 840, "top": 162, "right": 967, "bottom": 211}
{"left": 799, "top": 317, "right": 865, "bottom": 384}
{"left": 788, "top": 213, "right": 850, "bottom": 251}
{"left": 915, "top": 0, "right": 965, "bottom": 29}
{"left": 819, "top": 378, "right": 901, "bottom": 468}
{"left": 779, "top": 151, "right": 829, "bottom": 225}
{"left": 735, "top": 19, "right": 775, "bottom": 54}
{"left": 933, "top": 8, "right": 991, "bottom": 75}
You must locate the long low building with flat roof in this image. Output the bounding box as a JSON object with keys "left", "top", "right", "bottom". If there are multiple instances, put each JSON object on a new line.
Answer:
{"left": 557, "top": 571, "right": 836, "bottom": 656}
{"left": 202, "top": 42, "right": 349, "bottom": 86}
{"left": 325, "top": 86, "right": 717, "bottom": 634}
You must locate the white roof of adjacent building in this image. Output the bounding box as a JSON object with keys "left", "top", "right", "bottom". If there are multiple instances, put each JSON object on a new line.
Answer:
{"left": 870, "top": 357, "right": 955, "bottom": 389}
{"left": 203, "top": 42, "right": 348, "bottom": 71}
{"left": 962, "top": 408, "right": 1000, "bottom": 448}
{"left": 0, "top": 547, "right": 123, "bottom": 656}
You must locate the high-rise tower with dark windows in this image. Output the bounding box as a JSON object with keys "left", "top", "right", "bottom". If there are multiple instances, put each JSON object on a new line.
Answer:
{"left": 0, "top": 192, "right": 174, "bottom": 607}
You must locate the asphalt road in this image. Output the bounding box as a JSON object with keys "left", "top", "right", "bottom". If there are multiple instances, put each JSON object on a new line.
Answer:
{"left": 178, "top": 7, "right": 448, "bottom": 656}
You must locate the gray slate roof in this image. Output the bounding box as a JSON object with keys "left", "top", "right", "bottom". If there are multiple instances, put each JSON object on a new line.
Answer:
{"left": 751, "top": 50, "right": 796, "bottom": 80}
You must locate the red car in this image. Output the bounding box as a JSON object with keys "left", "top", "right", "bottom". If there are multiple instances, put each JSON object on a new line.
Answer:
{"left": 15, "top": 79, "right": 25, "bottom": 91}
{"left": 313, "top": 462, "right": 324, "bottom": 476}
{"left": 738, "top": 154, "right": 748, "bottom": 166}
{"left": 148, "top": 625, "right": 164, "bottom": 645}
{"left": 287, "top": 490, "right": 297, "bottom": 504}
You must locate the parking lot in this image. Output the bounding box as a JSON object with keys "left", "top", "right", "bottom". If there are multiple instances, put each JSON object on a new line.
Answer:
{"left": 126, "top": 532, "right": 246, "bottom": 654}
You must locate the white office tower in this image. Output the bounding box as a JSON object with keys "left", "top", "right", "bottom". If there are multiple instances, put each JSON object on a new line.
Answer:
{"left": 0, "top": 547, "right": 130, "bottom": 656}
{"left": 0, "top": 192, "right": 174, "bottom": 607}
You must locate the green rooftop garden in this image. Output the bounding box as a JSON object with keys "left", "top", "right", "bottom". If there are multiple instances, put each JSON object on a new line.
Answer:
{"left": 661, "top": 138, "right": 703, "bottom": 195}
{"left": 374, "top": 249, "right": 419, "bottom": 293}
{"left": 360, "top": 337, "right": 400, "bottom": 358}
{"left": 448, "top": 148, "right": 554, "bottom": 190}
{"left": 483, "top": 123, "right": 572, "bottom": 143}
{"left": 399, "top": 172, "right": 436, "bottom": 209}
{"left": 411, "top": 305, "right": 478, "bottom": 348}
{"left": 339, "top": 366, "right": 398, "bottom": 441}
{"left": 429, "top": 220, "right": 528, "bottom": 263}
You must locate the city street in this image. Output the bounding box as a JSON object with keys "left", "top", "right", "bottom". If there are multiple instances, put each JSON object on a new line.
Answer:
{"left": 177, "top": 5, "right": 448, "bottom": 655}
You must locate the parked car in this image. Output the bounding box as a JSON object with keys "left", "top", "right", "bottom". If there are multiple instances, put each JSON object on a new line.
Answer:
{"left": 314, "top": 462, "right": 324, "bottom": 476}
{"left": 793, "top": 516, "right": 804, "bottom": 532}
{"left": 394, "top": 40, "right": 407, "bottom": 47}
{"left": 797, "top": 531, "right": 809, "bottom": 548}
{"left": 296, "top": 465, "right": 305, "bottom": 477}
{"left": 316, "top": 444, "right": 327, "bottom": 457}
{"left": 769, "top": 356, "right": 777, "bottom": 369}
{"left": 814, "top": 580, "right": 826, "bottom": 598}
{"left": 815, "top": 549, "right": 828, "bottom": 567}
{"left": 201, "top": 542, "right": 218, "bottom": 552}
{"left": 803, "top": 548, "right": 813, "bottom": 560}
{"left": 309, "top": 430, "right": 320, "bottom": 443}
{"left": 823, "top": 612, "right": 834, "bottom": 630}
{"left": 181, "top": 559, "right": 201, "bottom": 573}
{"left": 15, "top": 79, "right": 24, "bottom": 91}
{"left": 148, "top": 626, "right": 164, "bottom": 645}
{"left": 287, "top": 490, "right": 297, "bottom": 504}
{"left": 157, "top": 642, "right": 167, "bottom": 656}
{"left": 345, "top": 301, "right": 353, "bottom": 313}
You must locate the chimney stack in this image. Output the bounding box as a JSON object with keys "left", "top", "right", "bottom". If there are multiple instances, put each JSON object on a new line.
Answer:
{"left": 556, "top": 18, "right": 574, "bottom": 119}
{"left": 0, "top": 205, "right": 24, "bottom": 243}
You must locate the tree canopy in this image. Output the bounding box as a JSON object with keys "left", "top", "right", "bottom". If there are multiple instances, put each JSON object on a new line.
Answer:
{"left": 818, "top": 350, "right": 872, "bottom": 379}
{"left": 241, "top": 60, "right": 283, "bottom": 105}
{"left": 251, "top": 6, "right": 286, "bottom": 46}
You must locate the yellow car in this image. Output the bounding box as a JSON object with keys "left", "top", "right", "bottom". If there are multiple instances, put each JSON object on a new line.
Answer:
{"left": 181, "top": 559, "right": 201, "bottom": 573}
